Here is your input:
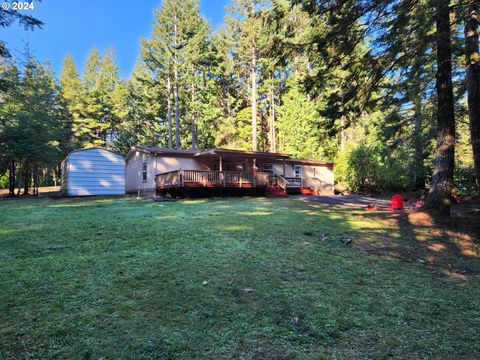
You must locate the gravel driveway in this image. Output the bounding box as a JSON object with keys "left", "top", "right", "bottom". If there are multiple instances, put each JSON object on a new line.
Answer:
{"left": 301, "top": 195, "right": 393, "bottom": 210}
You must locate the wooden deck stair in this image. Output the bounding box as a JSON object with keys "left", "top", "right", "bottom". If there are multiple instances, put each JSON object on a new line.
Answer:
{"left": 299, "top": 188, "right": 317, "bottom": 195}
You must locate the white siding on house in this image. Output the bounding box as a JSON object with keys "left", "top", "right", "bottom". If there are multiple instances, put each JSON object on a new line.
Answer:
{"left": 271, "top": 161, "right": 334, "bottom": 194}
{"left": 123, "top": 147, "right": 335, "bottom": 195}
{"left": 125, "top": 151, "right": 155, "bottom": 192}
{"left": 272, "top": 162, "right": 294, "bottom": 177}
{"left": 125, "top": 150, "right": 206, "bottom": 193}
{"left": 303, "top": 164, "right": 334, "bottom": 195}
{"left": 63, "top": 148, "right": 125, "bottom": 196}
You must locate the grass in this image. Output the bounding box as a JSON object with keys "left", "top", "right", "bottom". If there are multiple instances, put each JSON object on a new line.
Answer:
{"left": 0, "top": 196, "right": 479, "bottom": 359}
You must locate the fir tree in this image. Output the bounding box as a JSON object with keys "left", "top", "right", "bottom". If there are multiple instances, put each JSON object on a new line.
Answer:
{"left": 0, "top": 55, "right": 64, "bottom": 195}
{"left": 277, "top": 83, "right": 320, "bottom": 158}
{"left": 422, "top": 0, "right": 456, "bottom": 215}
{"left": 143, "top": 0, "right": 211, "bottom": 149}
{"left": 58, "top": 53, "right": 81, "bottom": 148}
{"left": 465, "top": 3, "right": 480, "bottom": 191}
{"left": 74, "top": 48, "right": 124, "bottom": 147}
{"left": 225, "top": 0, "right": 272, "bottom": 151}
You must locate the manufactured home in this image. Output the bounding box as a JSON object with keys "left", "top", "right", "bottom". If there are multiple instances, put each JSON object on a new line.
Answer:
{"left": 125, "top": 146, "right": 334, "bottom": 197}
{"left": 62, "top": 148, "right": 125, "bottom": 196}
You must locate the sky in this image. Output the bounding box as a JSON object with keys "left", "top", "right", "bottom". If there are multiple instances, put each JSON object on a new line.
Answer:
{"left": 2, "top": 0, "right": 230, "bottom": 78}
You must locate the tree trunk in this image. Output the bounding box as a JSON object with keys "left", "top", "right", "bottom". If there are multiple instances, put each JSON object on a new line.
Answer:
{"left": 167, "top": 74, "right": 173, "bottom": 148}
{"left": 412, "top": 94, "right": 426, "bottom": 190}
{"left": 174, "top": 16, "right": 180, "bottom": 149}
{"left": 340, "top": 115, "right": 347, "bottom": 152}
{"left": 422, "top": 0, "right": 455, "bottom": 216}
{"left": 269, "top": 84, "right": 276, "bottom": 153}
{"left": 8, "top": 160, "right": 15, "bottom": 197}
{"left": 34, "top": 166, "right": 38, "bottom": 196}
{"left": 16, "top": 168, "right": 22, "bottom": 196}
{"left": 465, "top": 3, "right": 480, "bottom": 191}
{"left": 36, "top": 167, "right": 39, "bottom": 196}
{"left": 191, "top": 66, "right": 197, "bottom": 150}
{"left": 23, "top": 167, "right": 30, "bottom": 196}
{"left": 251, "top": 47, "right": 257, "bottom": 152}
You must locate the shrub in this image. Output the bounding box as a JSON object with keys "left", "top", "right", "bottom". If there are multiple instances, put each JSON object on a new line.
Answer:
{"left": 0, "top": 171, "right": 8, "bottom": 189}
{"left": 455, "top": 166, "right": 478, "bottom": 196}
{"left": 335, "top": 143, "right": 409, "bottom": 193}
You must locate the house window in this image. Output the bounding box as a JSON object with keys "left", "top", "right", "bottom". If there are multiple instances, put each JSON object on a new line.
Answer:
{"left": 294, "top": 165, "right": 303, "bottom": 178}
{"left": 263, "top": 163, "right": 274, "bottom": 175}
{"left": 142, "top": 162, "right": 148, "bottom": 182}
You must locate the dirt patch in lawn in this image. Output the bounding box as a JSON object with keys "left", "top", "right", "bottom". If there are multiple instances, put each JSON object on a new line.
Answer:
{"left": 304, "top": 195, "right": 480, "bottom": 280}
{"left": 349, "top": 200, "right": 480, "bottom": 280}
{"left": 0, "top": 186, "right": 61, "bottom": 199}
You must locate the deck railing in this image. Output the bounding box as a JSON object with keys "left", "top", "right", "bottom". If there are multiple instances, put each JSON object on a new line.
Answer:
{"left": 303, "top": 177, "right": 327, "bottom": 195}
{"left": 284, "top": 177, "right": 303, "bottom": 188}
{"left": 156, "top": 169, "right": 270, "bottom": 188}
{"left": 277, "top": 175, "right": 289, "bottom": 190}
{"left": 155, "top": 170, "right": 181, "bottom": 188}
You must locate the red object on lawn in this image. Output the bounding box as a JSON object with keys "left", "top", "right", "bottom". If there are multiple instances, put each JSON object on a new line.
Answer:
{"left": 415, "top": 200, "right": 424, "bottom": 210}
{"left": 389, "top": 194, "right": 404, "bottom": 212}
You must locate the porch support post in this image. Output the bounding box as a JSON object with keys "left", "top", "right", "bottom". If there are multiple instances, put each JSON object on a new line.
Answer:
{"left": 253, "top": 158, "right": 257, "bottom": 187}
{"left": 219, "top": 156, "right": 225, "bottom": 186}
{"left": 283, "top": 158, "right": 286, "bottom": 176}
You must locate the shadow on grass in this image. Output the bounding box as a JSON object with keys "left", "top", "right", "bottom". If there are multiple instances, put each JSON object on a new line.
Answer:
{"left": 338, "top": 208, "right": 480, "bottom": 281}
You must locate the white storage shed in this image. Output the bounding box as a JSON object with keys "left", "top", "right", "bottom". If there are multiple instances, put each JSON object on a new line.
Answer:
{"left": 61, "top": 148, "right": 125, "bottom": 196}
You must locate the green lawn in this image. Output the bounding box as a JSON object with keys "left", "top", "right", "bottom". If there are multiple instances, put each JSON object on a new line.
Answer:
{"left": 0, "top": 197, "right": 479, "bottom": 359}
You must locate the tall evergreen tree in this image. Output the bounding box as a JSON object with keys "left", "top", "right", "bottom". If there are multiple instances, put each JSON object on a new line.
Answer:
{"left": 143, "top": 0, "right": 211, "bottom": 149}
{"left": 422, "top": 0, "right": 456, "bottom": 215}
{"left": 0, "top": 1, "right": 43, "bottom": 90}
{"left": 277, "top": 82, "right": 320, "bottom": 158}
{"left": 112, "top": 61, "right": 165, "bottom": 152}
{"left": 381, "top": 5, "right": 436, "bottom": 191}
{"left": 225, "top": 0, "right": 272, "bottom": 151}
{"left": 58, "top": 53, "right": 81, "bottom": 148}
{"left": 0, "top": 55, "right": 64, "bottom": 195}
{"left": 74, "top": 48, "right": 103, "bottom": 145}
{"left": 74, "top": 48, "right": 124, "bottom": 147}
{"left": 0, "top": 60, "right": 21, "bottom": 195}
{"left": 465, "top": 3, "right": 480, "bottom": 191}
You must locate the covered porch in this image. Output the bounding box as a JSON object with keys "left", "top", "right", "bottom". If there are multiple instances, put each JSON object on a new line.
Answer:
{"left": 195, "top": 149, "right": 289, "bottom": 174}
{"left": 154, "top": 149, "right": 305, "bottom": 196}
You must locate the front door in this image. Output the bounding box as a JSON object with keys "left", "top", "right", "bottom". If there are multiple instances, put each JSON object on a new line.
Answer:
{"left": 294, "top": 165, "right": 303, "bottom": 178}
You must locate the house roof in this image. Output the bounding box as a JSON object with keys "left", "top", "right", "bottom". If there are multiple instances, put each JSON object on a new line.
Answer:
{"left": 126, "top": 145, "right": 198, "bottom": 160}
{"left": 195, "top": 148, "right": 290, "bottom": 159}
{"left": 286, "top": 158, "right": 335, "bottom": 166}
{"left": 127, "top": 145, "right": 333, "bottom": 165}
{"left": 133, "top": 145, "right": 199, "bottom": 155}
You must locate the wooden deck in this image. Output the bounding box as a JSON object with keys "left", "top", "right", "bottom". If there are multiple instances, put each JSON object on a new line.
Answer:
{"left": 154, "top": 170, "right": 316, "bottom": 198}
{"left": 156, "top": 170, "right": 271, "bottom": 189}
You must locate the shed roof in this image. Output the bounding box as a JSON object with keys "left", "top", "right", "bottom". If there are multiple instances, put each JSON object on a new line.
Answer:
{"left": 63, "top": 147, "right": 124, "bottom": 164}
